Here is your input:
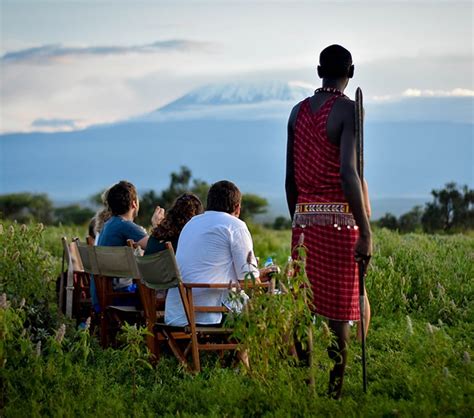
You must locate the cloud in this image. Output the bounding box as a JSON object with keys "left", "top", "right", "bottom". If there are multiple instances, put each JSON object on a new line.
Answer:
{"left": 371, "top": 88, "right": 474, "bottom": 102}
{"left": 288, "top": 80, "right": 314, "bottom": 90}
{"left": 402, "top": 88, "right": 474, "bottom": 98}
{"left": 31, "top": 118, "right": 77, "bottom": 129}
{"left": 1, "top": 39, "right": 211, "bottom": 64}
{"left": 2, "top": 50, "right": 472, "bottom": 133}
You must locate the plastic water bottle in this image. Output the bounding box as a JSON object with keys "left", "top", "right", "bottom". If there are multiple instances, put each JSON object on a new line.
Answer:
{"left": 263, "top": 257, "right": 280, "bottom": 277}
{"left": 285, "top": 256, "right": 295, "bottom": 279}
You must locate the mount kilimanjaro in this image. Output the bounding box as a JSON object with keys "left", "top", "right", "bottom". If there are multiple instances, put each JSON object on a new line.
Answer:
{"left": 1, "top": 81, "right": 472, "bottom": 219}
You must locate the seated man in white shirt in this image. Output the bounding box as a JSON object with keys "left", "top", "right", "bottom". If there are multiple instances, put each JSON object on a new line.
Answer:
{"left": 165, "top": 180, "right": 260, "bottom": 326}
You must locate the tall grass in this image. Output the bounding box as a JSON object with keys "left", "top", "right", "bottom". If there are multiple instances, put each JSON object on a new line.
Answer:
{"left": 1, "top": 221, "right": 473, "bottom": 417}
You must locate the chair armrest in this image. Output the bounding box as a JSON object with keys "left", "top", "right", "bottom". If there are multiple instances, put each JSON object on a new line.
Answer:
{"left": 182, "top": 281, "right": 270, "bottom": 289}
{"left": 194, "top": 306, "right": 229, "bottom": 313}
{"left": 238, "top": 280, "right": 270, "bottom": 289}
{"left": 183, "top": 283, "right": 232, "bottom": 289}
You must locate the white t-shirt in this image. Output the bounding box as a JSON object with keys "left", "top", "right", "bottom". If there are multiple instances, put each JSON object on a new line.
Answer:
{"left": 165, "top": 211, "right": 259, "bottom": 326}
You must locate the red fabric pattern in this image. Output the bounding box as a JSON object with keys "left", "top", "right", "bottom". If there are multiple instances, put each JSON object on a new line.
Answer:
{"left": 291, "top": 96, "right": 360, "bottom": 321}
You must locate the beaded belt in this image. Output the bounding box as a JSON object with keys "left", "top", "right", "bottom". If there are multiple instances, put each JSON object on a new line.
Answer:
{"left": 293, "top": 202, "right": 357, "bottom": 229}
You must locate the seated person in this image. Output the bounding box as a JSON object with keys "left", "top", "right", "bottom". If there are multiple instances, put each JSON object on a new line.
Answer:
{"left": 97, "top": 180, "right": 164, "bottom": 290}
{"left": 89, "top": 188, "right": 112, "bottom": 244}
{"left": 145, "top": 193, "right": 203, "bottom": 255}
{"left": 92, "top": 207, "right": 112, "bottom": 244}
{"left": 165, "top": 180, "right": 260, "bottom": 327}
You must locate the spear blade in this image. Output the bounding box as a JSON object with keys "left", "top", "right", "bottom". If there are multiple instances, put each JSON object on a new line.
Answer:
{"left": 355, "top": 87, "right": 364, "bottom": 181}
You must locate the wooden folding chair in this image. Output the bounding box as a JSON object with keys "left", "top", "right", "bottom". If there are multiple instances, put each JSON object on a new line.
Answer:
{"left": 75, "top": 240, "right": 142, "bottom": 347}
{"left": 60, "top": 237, "right": 91, "bottom": 319}
{"left": 135, "top": 242, "right": 264, "bottom": 372}
{"left": 125, "top": 240, "right": 165, "bottom": 359}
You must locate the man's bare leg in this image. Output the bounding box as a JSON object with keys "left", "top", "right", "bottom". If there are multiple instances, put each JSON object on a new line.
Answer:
{"left": 328, "top": 320, "right": 350, "bottom": 399}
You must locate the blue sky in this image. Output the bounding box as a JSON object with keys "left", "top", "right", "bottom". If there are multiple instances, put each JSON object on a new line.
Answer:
{"left": 1, "top": 0, "right": 473, "bottom": 132}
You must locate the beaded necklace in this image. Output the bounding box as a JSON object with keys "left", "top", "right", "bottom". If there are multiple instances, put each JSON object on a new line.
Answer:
{"left": 314, "top": 86, "right": 346, "bottom": 96}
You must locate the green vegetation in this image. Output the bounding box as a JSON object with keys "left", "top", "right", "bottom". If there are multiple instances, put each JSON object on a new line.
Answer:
{"left": 0, "top": 193, "right": 54, "bottom": 224}
{"left": 378, "top": 182, "right": 474, "bottom": 233}
{"left": 134, "top": 166, "right": 269, "bottom": 225}
{"left": 1, "top": 222, "right": 473, "bottom": 417}
{"left": 0, "top": 167, "right": 269, "bottom": 230}
{"left": 0, "top": 193, "right": 94, "bottom": 227}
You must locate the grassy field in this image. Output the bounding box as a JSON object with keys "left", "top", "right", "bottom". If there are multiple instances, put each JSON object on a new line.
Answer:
{"left": 1, "top": 221, "right": 473, "bottom": 417}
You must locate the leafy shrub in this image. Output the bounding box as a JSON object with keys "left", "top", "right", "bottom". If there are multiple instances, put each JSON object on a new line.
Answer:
{"left": 228, "top": 245, "right": 321, "bottom": 378}
{"left": 0, "top": 223, "right": 61, "bottom": 343}
{"left": 1, "top": 223, "right": 473, "bottom": 417}
{"left": 367, "top": 229, "right": 474, "bottom": 325}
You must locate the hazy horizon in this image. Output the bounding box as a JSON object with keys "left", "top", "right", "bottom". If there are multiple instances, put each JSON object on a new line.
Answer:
{"left": 1, "top": 1, "right": 472, "bottom": 133}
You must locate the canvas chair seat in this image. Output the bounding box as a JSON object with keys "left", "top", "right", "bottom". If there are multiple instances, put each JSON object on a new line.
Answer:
{"left": 76, "top": 239, "right": 142, "bottom": 347}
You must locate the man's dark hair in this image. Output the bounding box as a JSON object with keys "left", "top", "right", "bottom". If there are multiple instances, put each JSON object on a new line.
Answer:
{"left": 206, "top": 180, "right": 241, "bottom": 214}
{"left": 318, "top": 44, "right": 353, "bottom": 79}
{"left": 106, "top": 180, "right": 138, "bottom": 216}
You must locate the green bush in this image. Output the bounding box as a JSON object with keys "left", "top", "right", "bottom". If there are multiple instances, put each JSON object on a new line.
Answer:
{"left": 0, "top": 223, "right": 56, "bottom": 303}
{"left": 1, "top": 223, "right": 473, "bottom": 416}
{"left": 368, "top": 229, "right": 474, "bottom": 325}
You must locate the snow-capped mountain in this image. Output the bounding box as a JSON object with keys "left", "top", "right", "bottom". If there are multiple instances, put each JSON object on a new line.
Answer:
{"left": 1, "top": 80, "right": 472, "bottom": 219}
{"left": 137, "top": 81, "right": 313, "bottom": 122}
{"left": 134, "top": 80, "right": 473, "bottom": 124}
{"left": 161, "top": 81, "right": 313, "bottom": 108}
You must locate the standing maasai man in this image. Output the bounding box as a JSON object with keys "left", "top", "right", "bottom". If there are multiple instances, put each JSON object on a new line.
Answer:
{"left": 286, "top": 44, "right": 372, "bottom": 399}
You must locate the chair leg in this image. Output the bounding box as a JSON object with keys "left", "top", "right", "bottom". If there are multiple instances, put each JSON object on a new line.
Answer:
{"left": 153, "top": 334, "right": 161, "bottom": 361}
{"left": 145, "top": 322, "right": 156, "bottom": 359}
{"left": 100, "top": 312, "right": 108, "bottom": 347}
{"left": 191, "top": 332, "right": 201, "bottom": 372}
{"left": 162, "top": 330, "right": 189, "bottom": 369}
{"left": 183, "top": 341, "right": 192, "bottom": 358}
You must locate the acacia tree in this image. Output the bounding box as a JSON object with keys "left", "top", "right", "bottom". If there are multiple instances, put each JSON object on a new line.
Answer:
{"left": 422, "top": 183, "right": 474, "bottom": 232}
{"left": 0, "top": 193, "right": 53, "bottom": 224}
{"left": 135, "top": 166, "right": 267, "bottom": 226}
{"left": 398, "top": 206, "right": 423, "bottom": 233}
{"left": 378, "top": 213, "right": 398, "bottom": 230}
{"left": 240, "top": 194, "right": 268, "bottom": 222}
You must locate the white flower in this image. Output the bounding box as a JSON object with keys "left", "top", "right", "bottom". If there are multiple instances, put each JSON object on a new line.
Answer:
{"left": 0, "top": 294, "right": 8, "bottom": 309}
{"left": 55, "top": 324, "right": 66, "bottom": 343}
{"left": 406, "top": 315, "right": 413, "bottom": 335}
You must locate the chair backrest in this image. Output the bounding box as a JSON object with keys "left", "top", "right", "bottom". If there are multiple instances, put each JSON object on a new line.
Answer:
{"left": 62, "top": 237, "right": 84, "bottom": 272}
{"left": 75, "top": 240, "right": 98, "bottom": 274}
{"left": 74, "top": 240, "right": 139, "bottom": 279}
{"left": 94, "top": 245, "right": 140, "bottom": 279}
{"left": 135, "top": 242, "right": 182, "bottom": 290}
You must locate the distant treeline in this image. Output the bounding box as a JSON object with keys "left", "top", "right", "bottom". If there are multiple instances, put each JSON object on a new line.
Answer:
{"left": 1, "top": 177, "right": 472, "bottom": 233}
{"left": 0, "top": 166, "right": 269, "bottom": 227}
{"left": 376, "top": 182, "right": 474, "bottom": 233}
